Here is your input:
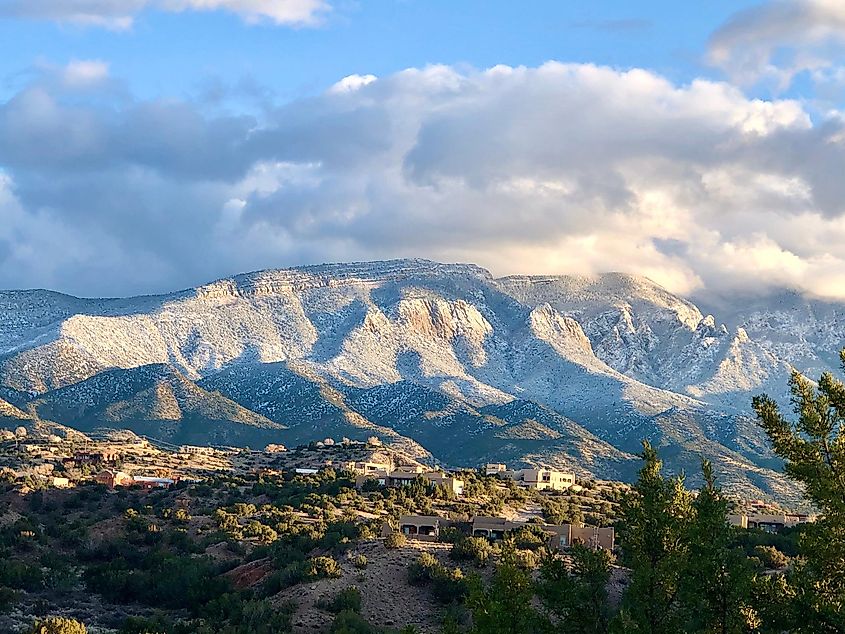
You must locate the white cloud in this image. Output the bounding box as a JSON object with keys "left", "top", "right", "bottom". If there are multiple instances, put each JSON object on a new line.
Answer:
{"left": 329, "top": 74, "right": 378, "bottom": 94}
{"left": 61, "top": 60, "right": 110, "bottom": 87}
{"left": 708, "top": 0, "right": 845, "bottom": 88}
{"left": 0, "top": 0, "right": 330, "bottom": 28}
{"left": 2, "top": 62, "right": 845, "bottom": 300}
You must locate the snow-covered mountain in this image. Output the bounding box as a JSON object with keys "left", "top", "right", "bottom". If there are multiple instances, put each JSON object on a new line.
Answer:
{"left": 2, "top": 258, "right": 841, "bottom": 501}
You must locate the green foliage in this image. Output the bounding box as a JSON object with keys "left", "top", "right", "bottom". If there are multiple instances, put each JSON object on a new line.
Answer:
{"left": 317, "top": 586, "right": 362, "bottom": 614}
{"left": 450, "top": 536, "right": 492, "bottom": 565}
{"left": 25, "top": 617, "right": 87, "bottom": 634}
{"left": 536, "top": 545, "right": 612, "bottom": 634}
{"left": 384, "top": 532, "right": 406, "bottom": 549}
{"left": 677, "top": 461, "right": 760, "bottom": 634}
{"left": 614, "top": 441, "right": 694, "bottom": 633}
{"left": 752, "top": 354, "right": 845, "bottom": 632}
{"left": 465, "top": 547, "right": 541, "bottom": 634}
{"left": 306, "top": 555, "right": 342, "bottom": 580}
{"left": 753, "top": 544, "right": 790, "bottom": 570}
{"left": 329, "top": 611, "right": 381, "bottom": 634}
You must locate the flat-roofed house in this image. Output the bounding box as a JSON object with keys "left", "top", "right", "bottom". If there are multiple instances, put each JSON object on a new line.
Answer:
{"left": 730, "top": 512, "right": 814, "bottom": 533}
{"left": 355, "top": 469, "right": 464, "bottom": 496}
{"left": 95, "top": 469, "right": 132, "bottom": 489}
{"left": 470, "top": 516, "right": 614, "bottom": 551}
{"left": 395, "top": 515, "right": 449, "bottom": 541}
{"left": 506, "top": 468, "right": 575, "bottom": 491}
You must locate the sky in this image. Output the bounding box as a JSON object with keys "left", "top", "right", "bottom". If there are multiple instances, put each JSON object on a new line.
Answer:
{"left": 1, "top": 0, "right": 845, "bottom": 299}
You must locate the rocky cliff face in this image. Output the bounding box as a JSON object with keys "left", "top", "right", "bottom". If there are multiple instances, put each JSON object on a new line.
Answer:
{"left": 1, "top": 258, "right": 840, "bottom": 501}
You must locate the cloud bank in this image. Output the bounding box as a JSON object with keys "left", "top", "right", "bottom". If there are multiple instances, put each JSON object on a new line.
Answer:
{"left": 1, "top": 61, "right": 845, "bottom": 300}
{"left": 0, "top": 0, "right": 330, "bottom": 28}
{"left": 708, "top": 0, "right": 845, "bottom": 88}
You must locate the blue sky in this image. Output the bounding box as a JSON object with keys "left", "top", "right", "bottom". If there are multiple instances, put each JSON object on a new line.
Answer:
{"left": 1, "top": 0, "right": 845, "bottom": 298}
{"left": 0, "top": 1, "right": 764, "bottom": 101}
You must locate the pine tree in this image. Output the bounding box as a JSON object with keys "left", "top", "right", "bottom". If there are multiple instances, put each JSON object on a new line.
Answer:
{"left": 613, "top": 440, "right": 693, "bottom": 634}
{"left": 465, "top": 542, "right": 541, "bottom": 634}
{"left": 752, "top": 354, "right": 845, "bottom": 633}
{"left": 536, "top": 543, "right": 612, "bottom": 634}
{"left": 679, "top": 461, "right": 759, "bottom": 634}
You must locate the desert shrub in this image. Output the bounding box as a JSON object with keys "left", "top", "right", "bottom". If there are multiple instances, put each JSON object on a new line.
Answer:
{"left": 509, "top": 525, "right": 548, "bottom": 551}
{"left": 407, "top": 553, "right": 468, "bottom": 604}
{"left": 450, "top": 536, "right": 492, "bottom": 565}
{"left": 384, "top": 532, "right": 407, "bottom": 549}
{"left": 329, "top": 610, "right": 380, "bottom": 634}
{"left": 754, "top": 544, "right": 790, "bottom": 569}
{"left": 25, "top": 616, "right": 87, "bottom": 634}
{"left": 352, "top": 554, "right": 368, "bottom": 569}
{"left": 317, "top": 586, "right": 362, "bottom": 614}
{"left": 307, "top": 556, "right": 342, "bottom": 580}
{"left": 408, "top": 552, "right": 439, "bottom": 584}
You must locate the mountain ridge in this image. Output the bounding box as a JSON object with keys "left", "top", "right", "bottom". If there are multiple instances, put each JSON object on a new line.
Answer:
{"left": 1, "top": 258, "right": 840, "bottom": 501}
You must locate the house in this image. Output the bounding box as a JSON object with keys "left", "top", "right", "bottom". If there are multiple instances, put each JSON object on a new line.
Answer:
{"left": 95, "top": 469, "right": 133, "bottom": 489}
{"left": 179, "top": 445, "right": 216, "bottom": 456}
{"left": 485, "top": 463, "right": 508, "bottom": 476}
{"left": 355, "top": 468, "right": 464, "bottom": 496}
{"left": 50, "top": 476, "right": 71, "bottom": 488}
{"left": 131, "top": 476, "right": 175, "bottom": 490}
{"left": 504, "top": 468, "right": 575, "bottom": 491}
{"left": 394, "top": 515, "right": 450, "bottom": 541}
{"left": 341, "top": 460, "right": 393, "bottom": 475}
{"left": 73, "top": 450, "right": 121, "bottom": 467}
{"left": 471, "top": 516, "right": 614, "bottom": 552}
{"left": 729, "top": 512, "right": 814, "bottom": 533}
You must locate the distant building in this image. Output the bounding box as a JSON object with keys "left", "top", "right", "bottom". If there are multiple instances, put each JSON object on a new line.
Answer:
{"left": 95, "top": 469, "right": 133, "bottom": 489}
{"left": 485, "top": 463, "right": 508, "bottom": 476}
{"left": 73, "top": 450, "right": 121, "bottom": 467}
{"left": 394, "top": 515, "right": 450, "bottom": 541}
{"left": 264, "top": 444, "right": 287, "bottom": 453}
{"left": 355, "top": 468, "right": 464, "bottom": 496}
{"left": 729, "top": 512, "right": 815, "bottom": 532}
{"left": 471, "top": 516, "right": 614, "bottom": 551}
{"left": 179, "top": 445, "right": 216, "bottom": 456}
{"left": 131, "top": 476, "right": 175, "bottom": 490}
{"left": 504, "top": 468, "right": 575, "bottom": 491}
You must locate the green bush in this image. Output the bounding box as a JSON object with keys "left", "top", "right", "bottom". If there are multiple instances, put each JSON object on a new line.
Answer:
{"left": 318, "top": 586, "right": 362, "bottom": 614}
{"left": 450, "top": 536, "right": 492, "bottom": 565}
{"left": 753, "top": 544, "right": 790, "bottom": 569}
{"left": 384, "top": 532, "right": 407, "bottom": 549}
{"left": 307, "top": 556, "right": 342, "bottom": 580}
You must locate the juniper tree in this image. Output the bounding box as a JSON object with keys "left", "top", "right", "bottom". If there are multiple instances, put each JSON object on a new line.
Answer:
{"left": 536, "top": 543, "right": 612, "bottom": 634}
{"left": 679, "top": 461, "right": 759, "bottom": 634}
{"left": 752, "top": 353, "right": 845, "bottom": 633}
{"left": 613, "top": 441, "right": 694, "bottom": 634}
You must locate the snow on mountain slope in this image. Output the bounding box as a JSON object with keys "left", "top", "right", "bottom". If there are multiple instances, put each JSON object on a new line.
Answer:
{"left": 0, "top": 258, "right": 835, "bottom": 500}
{"left": 495, "top": 273, "right": 791, "bottom": 408}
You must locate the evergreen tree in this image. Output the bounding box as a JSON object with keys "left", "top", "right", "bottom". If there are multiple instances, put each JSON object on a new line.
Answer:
{"left": 536, "top": 543, "right": 612, "bottom": 634}
{"left": 465, "top": 543, "right": 541, "bottom": 634}
{"left": 679, "top": 461, "right": 759, "bottom": 634}
{"left": 752, "top": 355, "right": 845, "bottom": 633}
{"left": 613, "top": 441, "right": 693, "bottom": 634}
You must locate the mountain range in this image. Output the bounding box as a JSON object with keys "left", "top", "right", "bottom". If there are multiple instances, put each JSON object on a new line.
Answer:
{"left": 2, "top": 258, "right": 842, "bottom": 501}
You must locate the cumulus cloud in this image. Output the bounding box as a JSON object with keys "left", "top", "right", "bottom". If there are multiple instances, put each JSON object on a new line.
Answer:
{"left": 708, "top": 0, "right": 845, "bottom": 88}
{"left": 0, "top": 0, "right": 330, "bottom": 28}
{"left": 2, "top": 62, "right": 845, "bottom": 300}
